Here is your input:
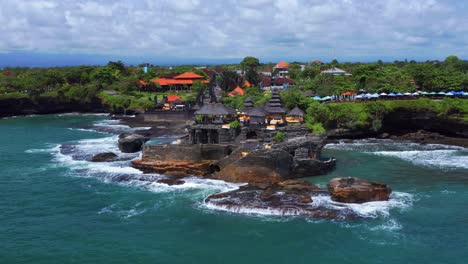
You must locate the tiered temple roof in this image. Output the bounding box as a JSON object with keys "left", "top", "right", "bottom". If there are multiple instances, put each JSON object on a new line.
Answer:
{"left": 264, "top": 91, "right": 286, "bottom": 114}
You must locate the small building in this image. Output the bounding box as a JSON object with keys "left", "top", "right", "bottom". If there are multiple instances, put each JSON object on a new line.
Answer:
{"left": 240, "top": 97, "right": 267, "bottom": 126}
{"left": 151, "top": 72, "right": 209, "bottom": 91}
{"left": 321, "top": 67, "right": 352, "bottom": 76}
{"left": 228, "top": 86, "right": 245, "bottom": 97}
{"left": 194, "top": 103, "right": 237, "bottom": 124}
{"left": 273, "top": 61, "right": 290, "bottom": 78}
{"left": 286, "top": 106, "right": 305, "bottom": 123}
{"left": 189, "top": 103, "right": 238, "bottom": 144}
{"left": 164, "top": 95, "right": 185, "bottom": 110}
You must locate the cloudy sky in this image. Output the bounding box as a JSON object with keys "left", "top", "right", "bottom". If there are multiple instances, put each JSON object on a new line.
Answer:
{"left": 0, "top": 0, "right": 467, "bottom": 66}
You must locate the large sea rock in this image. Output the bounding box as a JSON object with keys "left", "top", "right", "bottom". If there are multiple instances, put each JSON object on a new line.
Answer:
{"left": 91, "top": 152, "right": 118, "bottom": 162}
{"left": 205, "top": 179, "right": 356, "bottom": 220}
{"left": 118, "top": 134, "right": 149, "bottom": 153}
{"left": 327, "top": 177, "right": 392, "bottom": 203}
{"left": 213, "top": 149, "right": 293, "bottom": 187}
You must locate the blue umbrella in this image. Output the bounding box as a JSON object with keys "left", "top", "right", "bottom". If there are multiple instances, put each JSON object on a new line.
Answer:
{"left": 388, "top": 93, "right": 397, "bottom": 97}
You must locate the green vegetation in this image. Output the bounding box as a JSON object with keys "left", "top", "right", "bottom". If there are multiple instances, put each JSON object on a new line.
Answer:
{"left": 0, "top": 61, "right": 201, "bottom": 113}
{"left": 1, "top": 56, "right": 467, "bottom": 118}
{"left": 291, "top": 56, "right": 468, "bottom": 96}
{"left": 222, "top": 87, "right": 271, "bottom": 109}
{"left": 273, "top": 131, "right": 285, "bottom": 143}
{"left": 303, "top": 98, "right": 468, "bottom": 133}
{"left": 230, "top": 120, "right": 240, "bottom": 129}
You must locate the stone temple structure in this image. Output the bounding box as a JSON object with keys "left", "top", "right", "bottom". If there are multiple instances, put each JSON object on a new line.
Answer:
{"left": 187, "top": 91, "right": 309, "bottom": 145}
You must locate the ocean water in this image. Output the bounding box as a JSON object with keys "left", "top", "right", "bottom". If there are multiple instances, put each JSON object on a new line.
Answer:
{"left": 1, "top": 114, "right": 467, "bottom": 264}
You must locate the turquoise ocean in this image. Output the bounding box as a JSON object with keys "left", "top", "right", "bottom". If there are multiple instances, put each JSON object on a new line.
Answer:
{"left": 1, "top": 114, "right": 467, "bottom": 263}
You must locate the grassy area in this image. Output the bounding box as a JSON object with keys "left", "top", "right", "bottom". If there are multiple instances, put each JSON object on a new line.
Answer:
{"left": 97, "top": 90, "right": 197, "bottom": 111}
{"left": 0, "top": 92, "right": 29, "bottom": 100}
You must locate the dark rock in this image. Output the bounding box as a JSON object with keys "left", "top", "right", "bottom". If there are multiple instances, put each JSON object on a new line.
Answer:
{"left": 157, "top": 178, "right": 185, "bottom": 186}
{"left": 292, "top": 158, "right": 336, "bottom": 178}
{"left": 142, "top": 144, "right": 235, "bottom": 163}
{"left": 214, "top": 149, "right": 293, "bottom": 187}
{"left": 91, "top": 152, "right": 118, "bottom": 162}
{"left": 205, "top": 180, "right": 356, "bottom": 220}
{"left": 118, "top": 134, "right": 149, "bottom": 153}
{"left": 399, "top": 130, "right": 445, "bottom": 142}
{"left": 327, "top": 177, "right": 392, "bottom": 203}
{"left": 131, "top": 160, "right": 216, "bottom": 176}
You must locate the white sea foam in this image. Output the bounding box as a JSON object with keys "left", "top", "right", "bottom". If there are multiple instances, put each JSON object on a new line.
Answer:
{"left": 203, "top": 202, "right": 304, "bottom": 217}
{"left": 325, "top": 139, "right": 468, "bottom": 170}
{"left": 67, "top": 128, "right": 110, "bottom": 133}
{"left": 92, "top": 119, "right": 151, "bottom": 133}
{"left": 311, "top": 192, "right": 414, "bottom": 218}
{"left": 98, "top": 203, "right": 147, "bottom": 219}
{"left": 57, "top": 113, "right": 109, "bottom": 116}
{"left": 370, "top": 149, "right": 468, "bottom": 169}
{"left": 145, "top": 177, "right": 242, "bottom": 194}
{"left": 25, "top": 148, "right": 51, "bottom": 153}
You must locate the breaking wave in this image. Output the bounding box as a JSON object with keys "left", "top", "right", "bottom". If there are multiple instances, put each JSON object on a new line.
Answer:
{"left": 325, "top": 139, "right": 468, "bottom": 169}
{"left": 203, "top": 191, "right": 413, "bottom": 219}
{"left": 311, "top": 192, "right": 414, "bottom": 218}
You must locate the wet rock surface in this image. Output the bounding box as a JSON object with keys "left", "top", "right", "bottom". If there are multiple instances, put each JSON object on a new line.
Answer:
{"left": 131, "top": 160, "right": 216, "bottom": 176}
{"left": 327, "top": 177, "right": 392, "bottom": 203}
{"left": 213, "top": 149, "right": 294, "bottom": 187}
{"left": 118, "top": 133, "right": 149, "bottom": 153}
{"left": 205, "top": 180, "right": 357, "bottom": 220}
{"left": 91, "top": 152, "right": 118, "bottom": 162}
{"left": 157, "top": 178, "right": 186, "bottom": 186}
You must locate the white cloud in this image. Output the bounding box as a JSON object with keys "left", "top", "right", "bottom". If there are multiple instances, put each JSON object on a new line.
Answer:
{"left": 0, "top": 0, "right": 466, "bottom": 61}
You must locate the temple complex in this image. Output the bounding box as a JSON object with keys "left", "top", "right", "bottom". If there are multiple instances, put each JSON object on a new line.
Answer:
{"left": 186, "top": 90, "right": 309, "bottom": 145}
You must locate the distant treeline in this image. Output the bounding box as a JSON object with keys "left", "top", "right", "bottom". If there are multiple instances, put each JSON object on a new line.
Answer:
{"left": 1, "top": 57, "right": 468, "bottom": 111}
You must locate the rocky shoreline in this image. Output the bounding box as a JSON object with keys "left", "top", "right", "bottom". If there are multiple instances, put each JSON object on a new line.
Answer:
{"left": 79, "top": 113, "right": 465, "bottom": 220}
{"left": 118, "top": 131, "right": 397, "bottom": 220}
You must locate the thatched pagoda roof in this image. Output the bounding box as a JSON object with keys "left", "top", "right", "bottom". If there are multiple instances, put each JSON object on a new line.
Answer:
{"left": 245, "top": 106, "right": 267, "bottom": 117}
{"left": 265, "top": 91, "right": 285, "bottom": 114}
{"left": 287, "top": 106, "right": 305, "bottom": 117}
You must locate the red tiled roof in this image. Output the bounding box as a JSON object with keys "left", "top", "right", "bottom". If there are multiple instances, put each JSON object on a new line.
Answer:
{"left": 2, "top": 71, "right": 15, "bottom": 77}
{"left": 174, "top": 72, "right": 204, "bottom": 79}
{"left": 151, "top": 78, "right": 208, "bottom": 86}
{"left": 138, "top": 80, "right": 147, "bottom": 86}
{"left": 243, "top": 80, "right": 252, "bottom": 87}
{"left": 228, "top": 86, "right": 245, "bottom": 97}
{"left": 341, "top": 91, "right": 356, "bottom": 96}
{"left": 275, "top": 61, "right": 289, "bottom": 68}
{"left": 261, "top": 77, "right": 272, "bottom": 87}
{"left": 167, "top": 94, "right": 184, "bottom": 102}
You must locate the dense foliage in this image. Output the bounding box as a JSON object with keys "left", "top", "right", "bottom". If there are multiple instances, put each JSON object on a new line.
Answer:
{"left": 1, "top": 56, "right": 467, "bottom": 115}
{"left": 303, "top": 98, "right": 468, "bottom": 133}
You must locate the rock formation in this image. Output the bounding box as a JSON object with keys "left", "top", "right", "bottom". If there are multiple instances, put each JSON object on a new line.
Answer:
{"left": 91, "top": 152, "right": 118, "bottom": 162}
{"left": 118, "top": 133, "right": 149, "bottom": 153}
{"left": 327, "top": 177, "right": 392, "bottom": 203}
{"left": 205, "top": 179, "right": 356, "bottom": 220}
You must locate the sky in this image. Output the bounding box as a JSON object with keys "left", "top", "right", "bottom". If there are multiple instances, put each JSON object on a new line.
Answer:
{"left": 0, "top": 0, "right": 467, "bottom": 66}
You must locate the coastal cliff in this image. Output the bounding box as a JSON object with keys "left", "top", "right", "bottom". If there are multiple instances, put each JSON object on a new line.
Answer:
{"left": 0, "top": 97, "right": 109, "bottom": 118}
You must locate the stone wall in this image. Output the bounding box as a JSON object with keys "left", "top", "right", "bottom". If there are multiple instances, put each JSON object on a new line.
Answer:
{"left": 142, "top": 144, "right": 235, "bottom": 162}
